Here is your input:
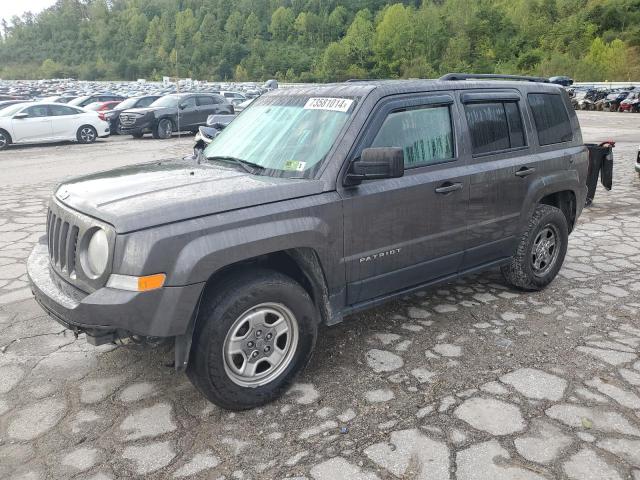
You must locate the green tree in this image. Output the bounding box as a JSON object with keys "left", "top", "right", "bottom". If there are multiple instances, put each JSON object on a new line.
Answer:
{"left": 269, "top": 6, "right": 295, "bottom": 41}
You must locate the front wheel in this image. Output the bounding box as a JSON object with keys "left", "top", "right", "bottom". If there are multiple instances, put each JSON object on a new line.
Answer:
{"left": 501, "top": 204, "right": 568, "bottom": 291}
{"left": 0, "top": 129, "right": 10, "bottom": 150}
{"left": 187, "top": 269, "right": 318, "bottom": 410}
{"left": 77, "top": 125, "right": 97, "bottom": 144}
{"left": 153, "top": 118, "right": 173, "bottom": 139}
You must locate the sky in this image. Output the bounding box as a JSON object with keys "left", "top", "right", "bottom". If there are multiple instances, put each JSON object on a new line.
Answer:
{"left": 1, "top": 0, "right": 57, "bottom": 25}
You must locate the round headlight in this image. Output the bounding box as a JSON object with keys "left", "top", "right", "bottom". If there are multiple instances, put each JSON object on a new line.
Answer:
{"left": 86, "top": 229, "right": 109, "bottom": 277}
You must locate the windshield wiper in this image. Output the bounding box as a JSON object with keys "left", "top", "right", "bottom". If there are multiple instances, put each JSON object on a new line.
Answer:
{"left": 205, "top": 155, "right": 265, "bottom": 175}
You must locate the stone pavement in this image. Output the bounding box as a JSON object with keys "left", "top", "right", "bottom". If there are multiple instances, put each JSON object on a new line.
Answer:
{"left": 1, "top": 114, "right": 639, "bottom": 479}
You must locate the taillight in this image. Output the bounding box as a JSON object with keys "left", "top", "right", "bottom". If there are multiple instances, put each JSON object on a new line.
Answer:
{"left": 98, "top": 112, "right": 105, "bottom": 121}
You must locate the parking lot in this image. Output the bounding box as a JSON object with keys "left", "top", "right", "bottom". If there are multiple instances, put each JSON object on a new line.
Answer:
{"left": 1, "top": 112, "right": 639, "bottom": 479}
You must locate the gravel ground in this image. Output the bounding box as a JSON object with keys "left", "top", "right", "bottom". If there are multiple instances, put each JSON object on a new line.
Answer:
{"left": 0, "top": 113, "right": 639, "bottom": 480}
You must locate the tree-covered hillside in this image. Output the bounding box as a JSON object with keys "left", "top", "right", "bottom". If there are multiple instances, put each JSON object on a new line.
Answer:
{"left": 1, "top": 0, "right": 639, "bottom": 82}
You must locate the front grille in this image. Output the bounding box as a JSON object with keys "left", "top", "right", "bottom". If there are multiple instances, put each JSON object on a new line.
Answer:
{"left": 47, "top": 209, "right": 80, "bottom": 276}
{"left": 119, "top": 113, "right": 138, "bottom": 127}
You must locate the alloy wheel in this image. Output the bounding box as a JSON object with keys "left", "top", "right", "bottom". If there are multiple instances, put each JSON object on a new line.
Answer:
{"left": 223, "top": 302, "right": 299, "bottom": 387}
{"left": 80, "top": 127, "right": 96, "bottom": 143}
{"left": 531, "top": 224, "right": 560, "bottom": 277}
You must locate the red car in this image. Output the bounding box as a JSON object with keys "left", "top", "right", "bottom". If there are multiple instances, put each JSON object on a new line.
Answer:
{"left": 619, "top": 92, "right": 640, "bottom": 112}
{"left": 84, "top": 100, "right": 123, "bottom": 120}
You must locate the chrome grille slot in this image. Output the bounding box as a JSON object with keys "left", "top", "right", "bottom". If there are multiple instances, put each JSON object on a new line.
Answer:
{"left": 52, "top": 216, "right": 61, "bottom": 264}
{"left": 46, "top": 210, "right": 54, "bottom": 255}
{"left": 67, "top": 226, "right": 79, "bottom": 275}
{"left": 58, "top": 221, "right": 69, "bottom": 271}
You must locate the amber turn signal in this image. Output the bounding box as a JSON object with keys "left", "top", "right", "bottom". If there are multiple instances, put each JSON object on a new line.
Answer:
{"left": 106, "top": 273, "right": 166, "bottom": 292}
{"left": 137, "top": 273, "right": 166, "bottom": 291}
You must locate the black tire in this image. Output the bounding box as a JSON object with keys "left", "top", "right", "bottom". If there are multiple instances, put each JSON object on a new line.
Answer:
{"left": 501, "top": 204, "right": 568, "bottom": 291}
{"left": 153, "top": 118, "right": 173, "bottom": 139}
{"left": 76, "top": 125, "right": 97, "bottom": 144}
{"left": 187, "top": 269, "right": 318, "bottom": 410}
{"left": 130, "top": 130, "right": 144, "bottom": 138}
{"left": 0, "top": 129, "right": 11, "bottom": 150}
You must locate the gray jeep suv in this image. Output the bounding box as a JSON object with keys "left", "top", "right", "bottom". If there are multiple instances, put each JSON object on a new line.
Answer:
{"left": 28, "top": 75, "right": 589, "bottom": 409}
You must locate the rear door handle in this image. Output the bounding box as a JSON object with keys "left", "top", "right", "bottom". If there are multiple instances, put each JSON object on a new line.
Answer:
{"left": 515, "top": 167, "right": 536, "bottom": 177}
{"left": 435, "top": 182, "right": 463, "bottom": 194}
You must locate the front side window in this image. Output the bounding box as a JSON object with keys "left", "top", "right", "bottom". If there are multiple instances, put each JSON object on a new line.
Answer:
{"left": 528, "top": 93, "right": 573, "bottom": 145}
{"left": 465, "top": 101, "right": 526, "bottom": 155}
{"left": 203, "top": 95, "right": 356, "bottom": 178}
{"left": 180, "top": 97, "right": 196, "bottom": 109}
{"left": 371, "top": 105, "right": 454, "bottom": 168}
{"left": 24, "top": 105, "right": 50, "bottom": 118}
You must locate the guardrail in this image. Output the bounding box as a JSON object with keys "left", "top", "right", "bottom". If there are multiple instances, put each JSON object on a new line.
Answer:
{"left": 573, "top": 82, "right": 640, "bottom": 88}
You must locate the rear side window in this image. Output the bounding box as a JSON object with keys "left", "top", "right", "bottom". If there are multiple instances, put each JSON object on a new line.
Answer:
{"left": 197, "top": 96, "right": 214, "bottom": 106}
{"left": 50, "top": 105, "right": 81, "bottom": 116}
{"left": 465, "top": 101, "right": 526, "bottom": 155}
{"left": 371, "top": 105, "right": 454, "bottom": 168}
{"left": 528, "top": 93, "right": 573, "bottom": 145}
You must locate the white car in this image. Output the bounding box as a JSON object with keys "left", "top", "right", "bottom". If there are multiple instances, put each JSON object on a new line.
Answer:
{"left": 0, "top": 102, "right": 110, "bottom": 150}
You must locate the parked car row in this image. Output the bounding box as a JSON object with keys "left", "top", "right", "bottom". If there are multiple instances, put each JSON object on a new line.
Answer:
{"left": 0, "top": 77, "right": 274, "bottom": 149}
{"left": 567, "top": 85, "right": 640, "bottom": 112}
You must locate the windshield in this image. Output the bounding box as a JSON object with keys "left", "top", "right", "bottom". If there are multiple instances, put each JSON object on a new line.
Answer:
{"left": 84, "top": 102, "right": 103, "bottom": 111}
{"left": 0, "top": 103, "right": 26, "bottom": 117}
{"left": 150, "top": 96, "right": 180, "bottom": 107}
{"left": 203, "top": 95, "right": 356, "bottom": 178}
{"left": 69, "top": 96, "right": 90, "bottom": 106}
{"left": 116, "top": 97, "right": 138, "bottom": 110}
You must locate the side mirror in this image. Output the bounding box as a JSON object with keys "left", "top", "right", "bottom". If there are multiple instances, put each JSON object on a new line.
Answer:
{"left": 345, "top": 147, "right": 404, "bottom": 185}
{"left": 179, "top": 103, "right": 188, "bottom": 110}
{"left": 13, "top": 112, "right": 28, "bottom": 119}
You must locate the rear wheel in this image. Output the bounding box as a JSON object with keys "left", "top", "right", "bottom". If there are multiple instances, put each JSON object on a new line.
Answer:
{"left": 131, "top": 130, "right": 144, "bottom": 138}
{"left": 501, "top": 204, "right": 568, "bottom": 291}
{"left": 0, "top": 129, "right": 11, "bottom": 150}
{"left": 76, "top": 125, "right": 97, "bottom": 144}
{"left": 153, "top": 119, "right": 173, "bottom": 139}
{"left": 187, "top": 269, "right": 318, "bottom": 410}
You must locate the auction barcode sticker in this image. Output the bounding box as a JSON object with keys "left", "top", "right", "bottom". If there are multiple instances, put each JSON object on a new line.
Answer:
{"left": 304, "top": 97, "right": 354, "bottom": 112}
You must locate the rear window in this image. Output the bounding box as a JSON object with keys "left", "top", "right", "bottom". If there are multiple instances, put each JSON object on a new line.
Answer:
{"left": 528, "top": 93, "right": 573, "bottom": 145}
{"left": 465, "top": 101, "right": 526, "bottom": 155}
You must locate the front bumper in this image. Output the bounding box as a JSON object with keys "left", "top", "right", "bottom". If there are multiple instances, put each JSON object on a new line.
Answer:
{"left": 119, "top": 118, "right": 153, "bottom": 134}
{"left": 27, "top": 240, "right": 203, "bottom": 342}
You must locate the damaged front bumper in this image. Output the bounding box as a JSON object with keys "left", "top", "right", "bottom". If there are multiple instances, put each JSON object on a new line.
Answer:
{"left": 27, "top": 239, "right": 203, "bottom": 347}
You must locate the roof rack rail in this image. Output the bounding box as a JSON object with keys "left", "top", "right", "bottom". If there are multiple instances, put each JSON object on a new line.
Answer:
{"left": 439, "top": 73, "right": 549, "bottom": 83}
{"left": 345, "top": 78, "right": 378, "bottom": 82}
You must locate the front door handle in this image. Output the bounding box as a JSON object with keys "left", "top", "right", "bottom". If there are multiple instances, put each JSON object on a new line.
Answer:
{"left": 515, "top": 167, "right": 536, "bottom": 177}
{"left": 435, "top": 182, "right": 463, "bottom": 194}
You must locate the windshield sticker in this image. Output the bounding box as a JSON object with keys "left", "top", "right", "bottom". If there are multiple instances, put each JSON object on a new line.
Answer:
{"left": 284, "top": 160, "right": 306, "bottom": 171}
{"left": 304, "top": 97, "right": 353, "bottom": 112}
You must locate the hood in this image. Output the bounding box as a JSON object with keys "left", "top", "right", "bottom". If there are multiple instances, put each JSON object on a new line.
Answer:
{"left": 122, "top": 106, "right": 172, "bottom": 115}
{"left": 55, "top": 159, "right": 324, "bottom": 233}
